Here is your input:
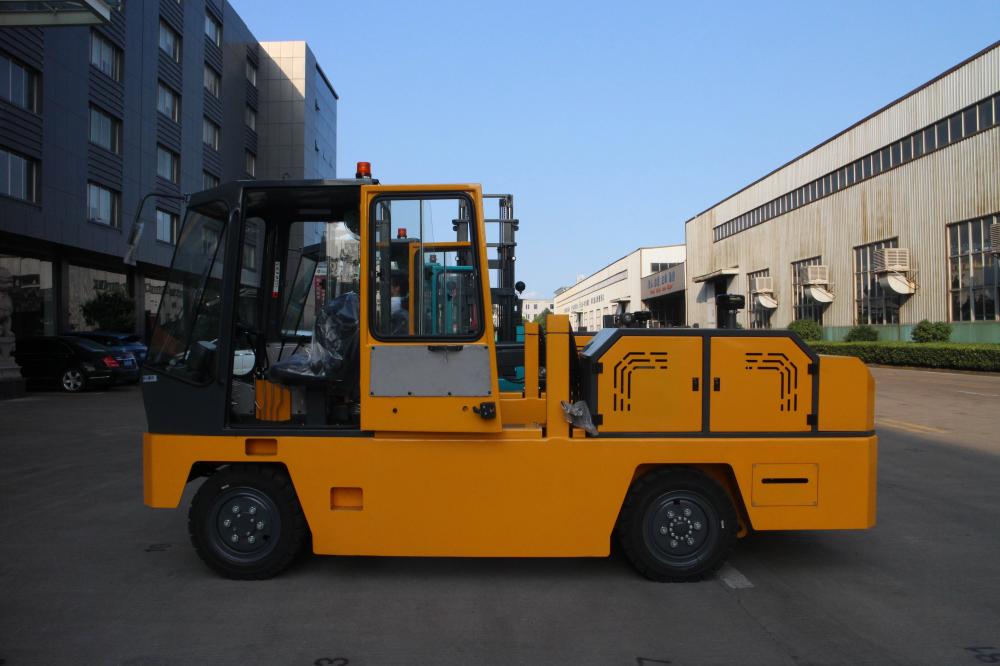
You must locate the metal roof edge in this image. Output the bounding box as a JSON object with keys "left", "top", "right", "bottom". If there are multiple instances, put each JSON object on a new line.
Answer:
{"left": 684, "top": 38, "right": 1000, "bottom": 225}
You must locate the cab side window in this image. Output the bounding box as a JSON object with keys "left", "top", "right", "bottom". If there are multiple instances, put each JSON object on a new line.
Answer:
{"left": 370, "top": 195, "right": 482, "bottom": 339}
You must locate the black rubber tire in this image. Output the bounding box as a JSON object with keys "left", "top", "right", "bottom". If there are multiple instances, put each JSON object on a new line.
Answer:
{"left": 189, "top": 464, "right": 308, "bottom": 579}
{"left": 617, "top": 467, "right": 737, "bottom": 582}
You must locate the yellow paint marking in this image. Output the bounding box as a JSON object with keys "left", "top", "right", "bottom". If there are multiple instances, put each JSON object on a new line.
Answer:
{"left": 877, "top": 417, "right": 948, "bottom": 435}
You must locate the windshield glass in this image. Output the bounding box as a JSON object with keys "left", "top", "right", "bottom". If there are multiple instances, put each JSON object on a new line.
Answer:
{"left": 146, "top": 201, "right": 229, "bottom": 383}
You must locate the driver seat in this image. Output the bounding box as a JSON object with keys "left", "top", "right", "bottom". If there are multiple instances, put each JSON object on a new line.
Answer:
{"left": 267, "top": 292, "right": 360, "bottom": 425}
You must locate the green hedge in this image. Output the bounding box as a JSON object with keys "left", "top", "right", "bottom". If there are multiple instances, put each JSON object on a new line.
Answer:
{"left": 809, "top": 341, "right": 1000, "bottom": 372}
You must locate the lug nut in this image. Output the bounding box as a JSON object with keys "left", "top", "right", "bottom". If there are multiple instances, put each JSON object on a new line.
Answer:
{"left": 694, "top": 521, "right": 702, "bottom": 530}
{"left": 686, "top": 537, "right": 695, "bottom": 545}
{"left": 256, "top": 521, "right": 265, "bottom": 530}
{"left": 230, "top": 534, "right": 239, "bottom": 543}
{"left": 248, "top": 535, "right": 256, "bottom": 544}
{"left": 223, "top": 519, "right": 231, "bottom": 527}
{"left": 683, "top": 508, "right": 692, "bottom": 517}
{"left": 249, "top": 506, "right": 257, "bottom": 515}
{"left": 670, "top": 539, "right": 678, "bottom": 548}
{"left": 667, "top": 510, "right": 675, "bottom": 518}
{"left": 231, "top": 505, "right": 240, "bottom": 514}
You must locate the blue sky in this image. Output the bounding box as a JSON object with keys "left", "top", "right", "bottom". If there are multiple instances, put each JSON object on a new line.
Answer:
{"left": 232, "top": 0, "right": 999, "bottom": 298}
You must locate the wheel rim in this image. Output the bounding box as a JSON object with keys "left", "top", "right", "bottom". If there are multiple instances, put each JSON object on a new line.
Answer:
{"left": 642, "top": 491, "right": 716, "bottom": 564}
{"left": 62, "top": 369, "right": 83, "bottom": 391}
{"left": 208, "top": 487, "right": 281, "bottom": 562}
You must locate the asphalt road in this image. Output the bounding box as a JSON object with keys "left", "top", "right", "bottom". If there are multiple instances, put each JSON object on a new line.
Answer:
{"left": 1, "top": 367, "right": 999, "bottom": 665}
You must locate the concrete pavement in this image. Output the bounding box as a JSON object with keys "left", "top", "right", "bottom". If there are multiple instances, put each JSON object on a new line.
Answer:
{"left": 0, "top": 369, "right": 998, "bottom": 665}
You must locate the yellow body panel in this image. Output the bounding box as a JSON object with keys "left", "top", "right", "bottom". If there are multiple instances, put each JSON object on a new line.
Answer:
{"left": 709, "top": 336, "right": 814, "bottom": 432}
{"left": 818, "top": 355, "right": 876, "bottom": 432}
{"left": 144, "top": 431, "right": 877, "bottom": 556}
{"left": 596, "top": 336, "right": 702, "bottom": 432}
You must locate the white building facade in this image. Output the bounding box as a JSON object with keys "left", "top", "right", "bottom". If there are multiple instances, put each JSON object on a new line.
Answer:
{"left": 554, "top": 245, "right": 685, "bottom": 331}
{"left": 522, "top": 298, "right": 553, "bottom": 322}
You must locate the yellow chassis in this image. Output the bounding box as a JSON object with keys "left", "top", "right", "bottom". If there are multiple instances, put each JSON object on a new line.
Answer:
{"left": 145, "top": 431, "right": 876, "bottom": 557}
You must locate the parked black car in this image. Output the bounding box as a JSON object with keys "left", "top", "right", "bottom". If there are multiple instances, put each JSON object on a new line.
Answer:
{"left": 72, "top": 331, "right": 148, "bottom": 365}
{"left": 13, "top": 336, "right": 124, "bottom": 392}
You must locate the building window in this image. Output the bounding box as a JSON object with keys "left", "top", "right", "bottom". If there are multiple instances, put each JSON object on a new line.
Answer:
{"left": 854, "top": 238, "right": 900, "bottom": 325}
{"left": 746, "top": 268, "right": 772, "bottom": 329}
{"left": 89, "top": 106, "right": 121, "bottom": 154}
{"left": 791, "top": 256, "right": 824, "bottom": 324}
{"left": 650, "top": 262, "right": 678, "bottom": 273}
{"left": 156, "top": 145, "right": 179, "bottom": 183}
{"left": 156, "top": 209, "right": 179, "bottom": 244}
{"left": 204, "top": 13, "right": 222, "bottom": 47}
{"left": 87, "top": 182, "right": 120, "bottom": 227}
{"left": 246, "top": 59, "right": 257, "bottom": 87}
{"left": 0, "top": 51, "right": 39, "bottom": 112}
{"left": 202, "top": 117, "right": 220, "bottom": 151}
{"left": 156, "top": 82, "right": 180, "bottom": 122}
{"left": 245, "top": 105, "right": 256, "bottom": 131}
{"left": 89, "top": 32, "right": 121, "bottom": 82}
{"left": 203, "top": 171, "right": 219, "bottom": 190}
{"left": 245, "top": 150, "right": 256, "bottom": 177}
{"left": 0, "top": 147, "right": 38, "bottom": 203}
{"left": 158, "top": 21, "right": 181, "bottom": 62}
{"left": 203, "top": 64, "right": 220, "bottom": 97}
{"left": 948, "top": 214, "right": 999, "bottom": 322}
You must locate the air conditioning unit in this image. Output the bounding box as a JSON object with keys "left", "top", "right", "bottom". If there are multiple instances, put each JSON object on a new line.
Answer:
{"left": 991, "top": 224, "right": 1000, "bottom": 255}
{"left": 751, "top": 276, "right": 773, "bottom": 293}
{"left": 874, "top": 248, "right": 911, "bottom": 273}
{"left": 802, "top": 265, "right": 829, "bottom": 285}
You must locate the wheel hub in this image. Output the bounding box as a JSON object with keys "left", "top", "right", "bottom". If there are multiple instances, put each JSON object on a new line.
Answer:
{"left": 648, "top": 497, "right": 709, "bottom": 557}
{"left": 214, "top": 493, "right": 274, "bottom": 554}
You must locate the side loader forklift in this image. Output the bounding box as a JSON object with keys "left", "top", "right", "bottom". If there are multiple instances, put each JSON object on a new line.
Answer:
{"left": 141, "top": 164, "right": 877, "bottom": 581}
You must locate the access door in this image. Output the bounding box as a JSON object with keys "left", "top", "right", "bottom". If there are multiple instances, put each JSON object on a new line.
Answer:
{"left": 360, "top": 185, "right": 501, "bottom": 433}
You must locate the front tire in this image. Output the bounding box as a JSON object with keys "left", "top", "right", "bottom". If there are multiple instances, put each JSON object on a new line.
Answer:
{"left": 189, "top": 465, "right": 308, "bottom": 579}
{"left": 618, "top": 467, "right": 737, "bottom": 582}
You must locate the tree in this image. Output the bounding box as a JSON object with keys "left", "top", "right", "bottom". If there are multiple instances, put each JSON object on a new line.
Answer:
{"left": 533, "top": 308, "right": 552, "bottom": 329}
{"left": 80, "top": 290, "right": 135, "bottom": 332}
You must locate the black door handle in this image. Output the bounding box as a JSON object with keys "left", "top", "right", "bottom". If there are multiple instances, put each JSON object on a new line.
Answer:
{"left": 692, "top": 377, "right": 699, "bottom": 391}
{"left": 713, "top": 377, "right": 721, "bottom": 391}
{"left": 428, "top": 345, "right": 464, "bottom": 352}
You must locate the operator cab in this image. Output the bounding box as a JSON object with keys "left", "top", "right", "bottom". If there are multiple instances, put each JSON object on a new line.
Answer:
{"left": 142, "top": 179, "right": 493, "bottom": 435}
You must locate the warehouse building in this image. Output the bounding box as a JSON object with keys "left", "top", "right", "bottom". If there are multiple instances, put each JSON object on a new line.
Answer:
{"left": 685, "top": 41, "right": 1000, "bottom": 341}
{"left": 0, "top": 2, "right": 338, "bottom": 341}
{"left": 554, "top": 245, "right": 685, "bottom": 332}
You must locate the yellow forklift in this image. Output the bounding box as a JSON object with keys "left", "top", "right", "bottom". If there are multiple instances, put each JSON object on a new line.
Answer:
{"left": 141, "top": 164, "right": 877, "bottom": 581}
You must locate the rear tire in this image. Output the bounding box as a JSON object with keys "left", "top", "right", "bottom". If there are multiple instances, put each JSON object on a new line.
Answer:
{"left": 189, "top": 464, "right": 308, "bottom": 579}
{"left": 60, "top": 367, "right": 86, "bottom": 393}
{"left": 617, "top": 467, "right": 737, "bottom": 582}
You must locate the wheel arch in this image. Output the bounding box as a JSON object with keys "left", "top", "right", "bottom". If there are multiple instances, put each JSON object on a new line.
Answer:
{"left": 143, "top": 433, "right": 295, "bottom": 509}
{"left": 624, "top": 463, "right": 752, "bottom": 538}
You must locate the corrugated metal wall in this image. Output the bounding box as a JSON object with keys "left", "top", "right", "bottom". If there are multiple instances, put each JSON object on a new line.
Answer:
{"left": 686, "top": 44, "right": 1000, "bottom": 328}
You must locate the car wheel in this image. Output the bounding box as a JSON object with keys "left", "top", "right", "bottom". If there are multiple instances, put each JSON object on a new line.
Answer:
{"left": 60, "top": 367, "right": 87, "bottom": 393}
{"left": 189, "top": 464, "right": 308, "bottom": 579}
{"left": 618, "top": 467, "right": 737, "bottom": 582}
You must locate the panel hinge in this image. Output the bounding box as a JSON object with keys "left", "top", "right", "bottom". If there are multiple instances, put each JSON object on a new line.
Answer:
{"left": 806, "top": 413, "right": 817, "bottom": 426}
{"left": 592, "top": 413, "right": 603, "bottom": 426}
{"left": 808, "top": 363, "right": 819, "bottom": 375}
{"left": 592, "top": 362, "right": 603, "bottom": 374}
